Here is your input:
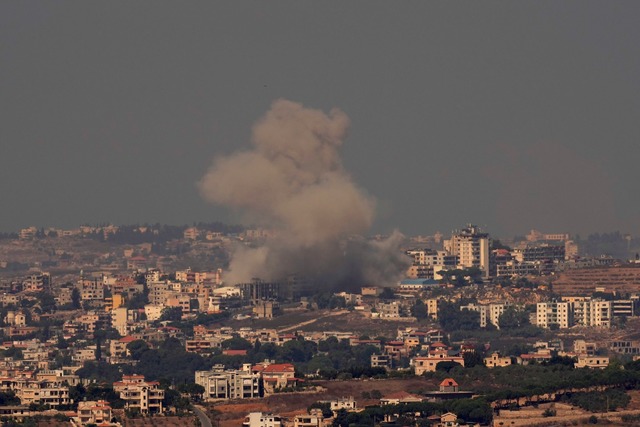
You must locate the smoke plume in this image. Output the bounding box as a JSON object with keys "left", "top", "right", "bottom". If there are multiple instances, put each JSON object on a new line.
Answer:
{"left": 199, "top": 99, "right": 409, "bottom": 289}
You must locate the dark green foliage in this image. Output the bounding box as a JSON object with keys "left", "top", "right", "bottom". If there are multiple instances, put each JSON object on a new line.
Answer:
{"left": 436, "top": 361, "right": 463, "bottom": 373}
{"left": 69, "top": 383, "right": 125, "bottom": 409}
{"left": 35, "top": 291, "right": 57, "bottom": 313}
{"left": 330, "top": 398, "right": 492, "bottom": 426}
{"left": 77, "top": 361, "right": 132, "bottom": 383}
{"left": 71, "top": 288, "right": 81, "bottom": 309}
{"left": 176, "top": 383, "right": 205, "bottom": 401}
{"left": 221, "top": 336, "right": 253, "bottom": 351}
{"left": 126, "top": 339, "right": 150, "bottom": 360}
{"left": 160, "top": 306, "right": 183, "bottom": 321}
{"left": 126, "top": 291, "right": 149, "bottom": 309}
{"left": 438, "top": 301, "right": 480, "bottom": 331}
{"left": 79, "top": 338, "right": 210, "bottom": 385}
{"left": 379, "top": 288, "right": 395, "bottom": 300}
{"left": 498, "top": 306, "right": 530, "bottom": 330}
{"left": 561, "top": 388, "right": 630, "bottom": 412}
{"left": 463, "top": 351, "right": 485, "bottom": 368}
{"left": 313, "top": 292, "right": 347, "bottom": 309}
{"left": 412, "top": 299, "right": 428, "bottom": 319}
{"left": 0, "top": 391, "right": 20, "bottom": 405}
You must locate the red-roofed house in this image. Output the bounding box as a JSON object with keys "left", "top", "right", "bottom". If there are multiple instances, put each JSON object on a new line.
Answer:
{"left": 439, "top": 378, "right": 458, "bottom": 393}
{"left": 259, "top": 363, "right": 298, "bottom": 394}
{"left": 77, "top": 399, "right": 114, "bottom": 425}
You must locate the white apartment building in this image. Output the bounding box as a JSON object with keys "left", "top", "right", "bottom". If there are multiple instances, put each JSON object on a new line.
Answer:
{"left": 460, "top": 302, "right": 510, "bottom": 328}
{"left": 536, "top": 301, "right": 573, "bottom": 329}
{"left": 573, "top": 300, "right": 612, "bottom": 327}
{"left": 195, "top": 365, "right": 260, "bottom": 401}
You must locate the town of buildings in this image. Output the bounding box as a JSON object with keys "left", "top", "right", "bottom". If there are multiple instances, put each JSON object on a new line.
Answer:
{"left": 0, "top": 223, "right": 640, "bottom": 425}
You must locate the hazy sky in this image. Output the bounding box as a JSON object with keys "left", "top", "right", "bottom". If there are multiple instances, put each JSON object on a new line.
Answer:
{"left": 2, "top": 2, "right": 639, "bottom": 238}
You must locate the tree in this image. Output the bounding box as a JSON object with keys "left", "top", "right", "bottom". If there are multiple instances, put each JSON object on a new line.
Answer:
{"left": 438, "top": 301, "right": 480, "bottom": 331}
{"left": 498, "top": 307, "right": 530, "bottom": 330}
{"left": 159, "top": 306, "right": 183, "bottom": 321}
{"left": 35, "top": 291, "right": 57, "bottom": 313}
{"left": 412, "top": 299, "right": 428, "bottom": 320}
{"left": 221, "top": 337, "right": 253, "bottom": 351}
{"left": 436, "top": 361, "right": 463, "bottom": 373}
{"left": 71, "top": 288, "right": 81, "bottom": 309}
{"left": 379, "top": 287, "right": 395, "bottom": 300}
{"left": 126, "top": 340, "right": 150, "bottom": 360}
{"left": 463, "top": 351, "right": 485, "bottom": 368}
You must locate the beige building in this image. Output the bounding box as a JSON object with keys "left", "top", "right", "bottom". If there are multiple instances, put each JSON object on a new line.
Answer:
{"left": 293, "top": 408, "right": 325, "bottom": 427}
{"left": 484, "top": 352, "right": 512, "bottom": 368}
{"left": 575, "top": 356, "right": 609, "bottom": 369}
{"left": 444, "top": 225, "right": 490, "bottom": 278}
{"left": 413, "top": 350, "right": 465, "bottom": 375}
{"left": 77, "top": 400, "right": 113, "bottom": 425}
{"left": 113, "top": 375, "right": 164, "bottom": 415}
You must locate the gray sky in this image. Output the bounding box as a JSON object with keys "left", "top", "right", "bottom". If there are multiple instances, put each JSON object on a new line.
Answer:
{"left": 2, "top": 2, "right": 639, "bottom": 238}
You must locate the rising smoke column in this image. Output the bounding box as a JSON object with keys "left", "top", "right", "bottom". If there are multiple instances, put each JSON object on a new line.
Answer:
{"left": 199, "top": 99, "right": 409, "bottom": 288}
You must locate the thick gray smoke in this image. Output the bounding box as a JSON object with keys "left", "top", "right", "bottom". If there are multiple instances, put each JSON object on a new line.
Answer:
{"left": 199, "top": 99, "right": 409, "bottom": 289}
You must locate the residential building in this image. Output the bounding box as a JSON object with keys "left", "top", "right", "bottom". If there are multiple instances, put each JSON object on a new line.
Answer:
{"left": 77, "top": 400, "right": 113, "bottom": 426}
{"left": 413, "top": 349, "right": 465, "bottom": 375}
{"left": 254, "top": 363, "right": 297, "bottom": 394}
{"left": 575, "top": 356, "right": 609, "bottom": 369}
{"left": 330, "top": 397, "right": 357, "bottom": 412}
{"left": 370, "top": 354, "right": 392, "bottom": 369}
{"left": 195, "top": 365, "right": 261, "bottom": 401}
{"left": 484, "top": 352, "right": 512, "bottom": 368}
{"left": 444, "top": 225, "right": 490, "bottom": 278}
{"left": 293, "top": 409, "right": 324, "bottom": 427}
{"left": 242, "top": 412, "right": 282, "bottom": 427}
{"left": 536, "top": 301, "right": 573, "bottom": 329}
{"left": 113, "top": 374, "right": 164, "bottom": 415}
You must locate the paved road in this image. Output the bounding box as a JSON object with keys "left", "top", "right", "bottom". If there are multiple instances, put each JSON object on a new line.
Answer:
{"left": 193, "top": 405, "right": 213, "bottom": 427}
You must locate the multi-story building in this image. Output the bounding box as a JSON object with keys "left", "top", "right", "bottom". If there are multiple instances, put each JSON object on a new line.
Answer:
{"left": 195, "top": 365, "right": 261, "bottom": 401}
{"left": 612, "top": 300, "right": 635, "bottom": 317}
{"left": 14, "top": 379, "right": 71, "bottom": 408}
{"left": 253, "top": 363, "right": 297, "bottom": 394}
{"left": 378, "top": 301, "right": 401, "bottom": 318}
{"left": 573, "top": 300, "right": 612, "bottom": 327}
{"left": 77, "top": 400, "right": 113, "bottom": 425}
{"left": 23, "top": 272, "right": 51, "bottom": 293}
{"left": 460, "top": 302, "right": 510, "bottom": 328}
{"left": 370, "top": 354, "right": 392, "bottom": 369}
{"left": 536, "top": 301, "right": 573, "bottom": 329}
{"left": 425, "top": 298, "right": 439, "bottom": 319}
{"left": 444, "top": 225, "right": 490, "bottom": 278}
{"left": 113, "top": 375, "right": 164, "bottom": 415}
{"left": 514, "top": 244, "right": 565, "bottom": 263}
